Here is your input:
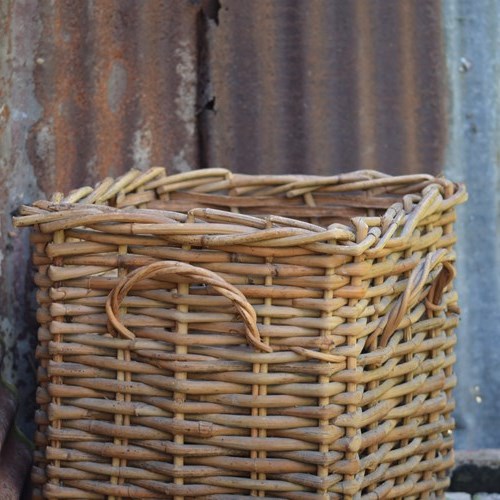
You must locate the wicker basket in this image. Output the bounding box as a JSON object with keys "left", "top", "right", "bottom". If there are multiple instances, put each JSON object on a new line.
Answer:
{"left": 15, "top": 167, "right": 467, "bottom": 499}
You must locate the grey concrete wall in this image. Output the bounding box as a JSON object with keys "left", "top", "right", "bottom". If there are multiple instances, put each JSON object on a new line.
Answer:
{"left": 443, "top": 0, "right": 500, "bottom": 449}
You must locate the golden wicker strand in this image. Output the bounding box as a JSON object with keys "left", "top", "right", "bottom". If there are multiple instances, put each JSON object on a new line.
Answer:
{"left": 344, "top": 222, "right": 365, "bottom": 500}
{"left": 109, "top": 243, "right": 130, "bottom": 500}
{"left": 257, "top": 222, "right": 274, "bottom": 496}
{"left": 173, "top": 212, "right": 193, "bottom": 500}
{"left": 48, "top": 191, "right": 65, "bottom": 495}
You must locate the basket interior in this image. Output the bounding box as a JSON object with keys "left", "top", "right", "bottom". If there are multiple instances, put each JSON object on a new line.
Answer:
{"left": 109, "top": 170, "right": 433, "bottom": 229}
{"left": 146, "top": 190, "right": 398, "bottom": 227}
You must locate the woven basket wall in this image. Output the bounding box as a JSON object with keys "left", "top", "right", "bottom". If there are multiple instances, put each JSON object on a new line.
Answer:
{"left": 15, "top": 168, "right": 467, "bottom": 499}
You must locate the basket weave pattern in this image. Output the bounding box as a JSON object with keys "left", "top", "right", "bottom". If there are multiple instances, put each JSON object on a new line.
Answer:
{"left": 15, "top": 168, "right": 467, "bottom": 499}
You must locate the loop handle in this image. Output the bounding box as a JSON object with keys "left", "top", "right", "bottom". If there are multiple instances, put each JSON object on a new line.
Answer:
{"left": 367, "top": 249, "right": 454, "bottom": 349}
{"left": 106, "top": 260, "right": 272, "bottom": 353}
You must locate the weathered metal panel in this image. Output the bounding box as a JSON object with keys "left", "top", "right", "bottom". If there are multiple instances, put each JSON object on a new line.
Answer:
{"left": 443, "top": 0, "right": 500, "bottom": 450}
{"left": 205, "top": 0, "right": 447, "bottom": 176}
{"left": 30, "top": 0, "right": 202, "bottom": 194}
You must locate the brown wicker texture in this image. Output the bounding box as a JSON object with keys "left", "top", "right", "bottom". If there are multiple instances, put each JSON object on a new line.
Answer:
{"left": 14, "top": 168, "right": 467, "bottom": 499}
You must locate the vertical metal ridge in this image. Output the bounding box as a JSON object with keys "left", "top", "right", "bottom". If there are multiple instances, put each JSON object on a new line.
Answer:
{"left": 225, "top": 0, "right": 261, "bottom": 171}
{"left": 316, "top": 0, "right": 359, "bottom": 174}
{"left": 301, "top": 3, "right": 332, "bottom": 176}
{"left": 251, "top": 1, "right": 279, "bottom": 173}
{"left": 31, "top": 2, "right": 91, "bottom": 192}
{"left": 399, "top": 0, "right": 420, "bottom": 174}
{"left": 415, "top": 0, "right": 447, "bottom": 176}
{"left": 354, "top": 0, "right": 377, "bottom": 171}
{"left": 371, "top": 1, "right": 406, "bottom": 174}
{"left": 273, "top": 0, "right": 308, "bottom": 174}
{"left": 137, "top": 1, "right": 177, "bottom": 170}
{"left": 89, "top": 1, "right": 134, "bottom": 181}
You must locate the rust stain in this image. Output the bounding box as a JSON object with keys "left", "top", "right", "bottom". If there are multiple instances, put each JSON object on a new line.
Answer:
{"left": 29, "top": 0, "right": 202, "bottom": 195}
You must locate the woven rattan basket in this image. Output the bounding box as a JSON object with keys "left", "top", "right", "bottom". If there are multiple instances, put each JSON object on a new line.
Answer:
{"left": 15, "top": 167, "right": 467, "bottom": 499}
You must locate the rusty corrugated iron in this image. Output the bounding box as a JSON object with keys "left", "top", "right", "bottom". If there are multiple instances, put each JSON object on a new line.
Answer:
{"left": 204, "top": 0, "right": 447, "bottom": 176}
{"left": 13, "top": 0, "right": 448, "bottom": 193}
{"left": 30, "top": 0, "right": 203, "bottom": 194}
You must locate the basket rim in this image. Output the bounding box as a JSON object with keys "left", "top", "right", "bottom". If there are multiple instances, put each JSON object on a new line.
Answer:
{"left": 13, "top": 167, "right": 467, "bottom": 257}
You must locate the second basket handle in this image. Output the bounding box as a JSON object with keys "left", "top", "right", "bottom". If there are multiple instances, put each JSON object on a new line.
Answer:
{"left": 367, "top": 248, "right": 454, "bottom": 349}
{"left": 106, "top": 260, "right": 272, "bottom": 353}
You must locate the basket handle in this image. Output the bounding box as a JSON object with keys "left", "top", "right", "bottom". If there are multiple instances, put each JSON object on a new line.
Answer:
{"left": 106, "top": 260, "right": 272, "bottom": 353}
{"left": 367, "top": 249, "right": 455, "bottom": 349}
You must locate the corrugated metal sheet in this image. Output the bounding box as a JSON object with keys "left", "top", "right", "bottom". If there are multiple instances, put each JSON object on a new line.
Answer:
{"left": 31, "top": 0, "right": 202, "bottom": 194}
{"left": 7, "top": 0, "right": 449, "bottom": 195}
{"left": 205, "top": 0, "right": 447, "bottom": 176}
{"left": 443, "top": 0, "right": 500, "bottom": 450}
